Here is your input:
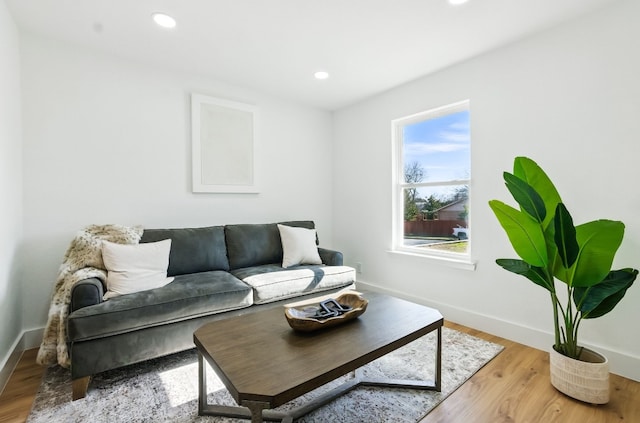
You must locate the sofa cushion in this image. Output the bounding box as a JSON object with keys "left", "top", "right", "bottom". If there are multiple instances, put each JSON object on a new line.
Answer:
{"left": 140, "top": 226, "right": 229, "bottom": 276}
{"left": 68, "top": 271, "right": 252, "bottom": 342}
{"left": 225, "top": 221, "right": 316, "bottom": 269}
{"left": 231, "top": 264, "right": 356, "bottom": 304}
{"left": 277, "top": 224, "right": 322, "bottom": 268}
{"left": 102, "top": 239, "right": 174, "bottom": 300}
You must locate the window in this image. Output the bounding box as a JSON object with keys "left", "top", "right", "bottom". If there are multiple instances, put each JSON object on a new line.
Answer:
{"left": 392, "top": 100, "right": 471, "bottom": 261}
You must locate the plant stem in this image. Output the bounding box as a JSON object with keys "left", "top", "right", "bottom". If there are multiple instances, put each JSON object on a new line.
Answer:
{"left": 573, "top": 313, "right": 583, "bottom": 358}
{"left": 551, "top": 291, "right": 561, "bottom": 349}
{"left": 565, "top": 285, "right": 577, "bottom": 358}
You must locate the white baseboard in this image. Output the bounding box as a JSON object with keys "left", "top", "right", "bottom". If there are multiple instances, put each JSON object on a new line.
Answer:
{"left": 21, "top": 327, "right": 45, "bottom": 350}
{"left": 0, "top": 327, "right": 44, "bottom": 394}
{"left": 357, "top": 280, "right": 640, "bottom": 382}
{"left": 0, "top": 336, "right": 23, "bottom": 395}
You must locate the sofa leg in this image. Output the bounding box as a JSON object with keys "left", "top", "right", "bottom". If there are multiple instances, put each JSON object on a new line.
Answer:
{"left": 72, "top": 376, "right": 91, "bottom": 400}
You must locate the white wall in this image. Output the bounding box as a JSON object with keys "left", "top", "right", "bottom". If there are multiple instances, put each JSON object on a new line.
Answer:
{"left": 333, "top": 0, "right": 640, "bottom": 380}
{"left": 19, "top": 33, "right": 334, "bottom": 331}
{"left": 0, "top": 0, "right": 23, "bottom": 383}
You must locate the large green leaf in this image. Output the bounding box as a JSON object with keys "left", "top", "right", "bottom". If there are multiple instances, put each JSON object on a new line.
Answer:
{"left": 512, "top": 157, "right": 562, "bottom": 229}
{"left": 503, "top": 172, "right": 546, "bottom": 223}
{"left": 553, "top": 203, "right": 579, "bottom": 270}
{"left": 568, "top": 220, "right": 625, "bottom": 287}
{"left": 496, "top": 259, "right": 553, "bottom": 291}
{"left": 544, "top": 213, "right": 561, "bottom": 269}
{"left": 574, "top": 268, "right": 637, "bottom": 318}
{"left": 489, "top": 200, "right": 548, "bottom": 267}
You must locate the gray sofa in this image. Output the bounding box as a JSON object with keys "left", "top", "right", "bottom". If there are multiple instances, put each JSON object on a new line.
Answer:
{"left": 67, "top": 221, "right": 355, "bottom": 399}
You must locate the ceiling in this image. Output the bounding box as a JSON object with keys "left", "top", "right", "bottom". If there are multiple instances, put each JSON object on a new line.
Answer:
{"left": 6, "top": 0, "right": 621, "bottom": 110}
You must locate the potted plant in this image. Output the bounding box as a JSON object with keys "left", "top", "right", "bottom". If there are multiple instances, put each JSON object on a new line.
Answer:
{"left": 489, "top": 156, "right": 637, "bottom": 404}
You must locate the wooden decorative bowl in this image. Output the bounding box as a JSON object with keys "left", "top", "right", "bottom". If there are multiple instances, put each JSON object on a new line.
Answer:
{"left": 284, "top": 291, "right": 368, "bottom": 332}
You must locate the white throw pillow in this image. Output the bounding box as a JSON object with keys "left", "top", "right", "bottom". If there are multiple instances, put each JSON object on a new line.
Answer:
{"left": 277, "top": 224, "right": 322, "bottom": 269}
{"left": 102, "top": 239, "right": 174, "bottom": 300}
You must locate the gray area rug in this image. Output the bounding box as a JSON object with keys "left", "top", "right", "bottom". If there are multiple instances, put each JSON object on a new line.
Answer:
{"left": 27, "top": 327, "right": 503, "bottom": 422}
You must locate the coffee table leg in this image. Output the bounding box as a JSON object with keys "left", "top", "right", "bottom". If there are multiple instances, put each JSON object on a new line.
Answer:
{"left": 435, "top": 325, "right": 442, "bottom": 391}
{"left": 357, "top": 326, "right": 442, "bottom": 392}
{"left": 242, "top": 400, "right": 274, "bottom": 423}
{"left": 198, "top": 351, "right": 290, "bottom": 422}
{"left": 198, "top": 352, "right": 207, "bottom": 415}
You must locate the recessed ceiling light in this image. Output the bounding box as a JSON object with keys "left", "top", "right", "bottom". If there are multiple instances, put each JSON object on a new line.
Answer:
{"left": 152, "top": 13, "right": 176, "bottom": 29}
{"left": 448, "top": 0, "right": 469, "bottom": 5}
{"left": 314, "top": 71, "right": 330, "bottom": 80}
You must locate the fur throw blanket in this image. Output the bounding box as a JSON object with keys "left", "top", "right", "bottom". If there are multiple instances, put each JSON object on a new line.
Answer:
{"left": 36, "top": 224, "right": 143, "bottom": 368}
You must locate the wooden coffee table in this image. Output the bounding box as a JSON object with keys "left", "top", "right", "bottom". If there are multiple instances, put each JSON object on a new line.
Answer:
{"left": 193, "top": 292, "right": 443, "bottom": 423}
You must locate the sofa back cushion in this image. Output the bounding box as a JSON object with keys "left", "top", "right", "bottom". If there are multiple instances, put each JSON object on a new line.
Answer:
{"left": 140, "top": 226, "right": 229, "bottom": 276}
{"left": 225, "top": 221, "right": 316, "bottom": 269}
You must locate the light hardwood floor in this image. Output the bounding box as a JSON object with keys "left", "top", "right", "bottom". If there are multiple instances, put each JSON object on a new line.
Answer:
{"left": 1, "top": 321, "right": 638, "bottom": 423}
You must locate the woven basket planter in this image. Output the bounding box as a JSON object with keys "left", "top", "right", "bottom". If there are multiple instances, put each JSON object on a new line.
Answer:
{"left": 549, "top": 346, "right": 609, "bottom": 404}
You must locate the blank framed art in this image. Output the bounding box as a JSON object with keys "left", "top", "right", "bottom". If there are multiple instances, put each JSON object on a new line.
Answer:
{"left": 191, "top": 94, "right": 259, "bottom": 193}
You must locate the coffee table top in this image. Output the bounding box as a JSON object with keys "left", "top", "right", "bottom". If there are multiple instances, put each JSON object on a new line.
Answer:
{"left": 193, "top": 292, "right": 443, "bottom": 408}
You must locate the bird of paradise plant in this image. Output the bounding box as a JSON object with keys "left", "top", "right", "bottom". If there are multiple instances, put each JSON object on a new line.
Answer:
{"left": 489, "top": 157, "right": 637, "bottom": 359}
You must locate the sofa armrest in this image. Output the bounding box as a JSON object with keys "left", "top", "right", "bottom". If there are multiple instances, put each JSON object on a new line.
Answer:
{"left": 70, "top": 278, "right": 105, "bottom": 312}
{"left": 318, "top": 247, "right": 343, "bottom": 266}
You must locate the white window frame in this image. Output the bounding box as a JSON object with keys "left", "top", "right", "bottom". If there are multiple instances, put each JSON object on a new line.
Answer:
{"left": 391, "top": 100, "right": 474, "bottom": 269}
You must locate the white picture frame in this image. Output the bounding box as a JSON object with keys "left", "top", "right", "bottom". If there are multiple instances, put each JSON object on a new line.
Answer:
{"left": 191, "top": 94, "right": 259, "bottom": 193}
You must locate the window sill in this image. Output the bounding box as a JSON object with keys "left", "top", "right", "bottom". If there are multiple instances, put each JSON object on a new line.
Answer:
{"left": 387, "top": 249, "right": 477, "bottom": 271}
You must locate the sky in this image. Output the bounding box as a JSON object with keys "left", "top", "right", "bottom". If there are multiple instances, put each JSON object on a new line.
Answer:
{"left": 402, "top": 109, "right": 470, "bottom": 202}
{"left": 403, "top": 109, "right": 470, "bottom": 183}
